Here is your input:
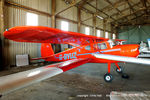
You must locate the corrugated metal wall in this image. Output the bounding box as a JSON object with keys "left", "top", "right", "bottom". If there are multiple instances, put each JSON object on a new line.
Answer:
{"left": 4, "top": 0, "right": 113, "bottom": 66}
{"left": 4, "top": 0, "right": 51, "bottom": 65}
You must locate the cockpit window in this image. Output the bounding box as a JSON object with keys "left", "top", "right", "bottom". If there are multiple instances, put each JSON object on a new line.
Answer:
{"left": 97, "top": 43, "right": 101, "bottom": 49}
{"left": 85, "top": 45, "right": 91, "bottom": 50}
{"left": 101, "top": 43, "right": 107, "bottom": 49}
{"left": 97, "top": 43, "right": 107, "bottom": 50}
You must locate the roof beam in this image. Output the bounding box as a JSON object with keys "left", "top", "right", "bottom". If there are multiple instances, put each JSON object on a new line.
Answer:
{"left": 140, "top": 0, "right": 148, "bottom": 14}
{"left": 55, "top": 0, "right": 82, "bottom": 15}
{"left": 5, "top": 0, "right": 113, "bottom": 33}
{"left": 118, "top": 14, "right": 150, "bottom": 26}
{"left": 110, "top": 2, "right": 141, "bottom": 17}
{"left": 130, "top": 13, "right": 147, "bottom": 23}
{"left": 55, "top": 0, "right": 95, "bottom": 16}
{"left": 78, "top": 0, "right": 95, "bottom": 8}
{"left": 86, "top": 2, "right": 117, "bottom": 21}
{"left": 125, "top": 0, "right": 137, "bottom": 17}
{"left": 118, "top": 23, "right": 149, "bottom": 26}
{"left": 120, "top": 10, "right": 150, "bottom": 26}
{"left": 79, "top": 6, "right": 94, "bottom": 14}
{"left": 81, "top": 16, "right": 93, "bottom": 22}
{"left": 104, "top": 0, "right": 130, "bottom": 23}
{"left": 115, "top": 5, "right": 150, "bottom": 26}
{"left": 101, "top": 0, "right": 126, "bottom": 13}
{"left": 118, "top": 14, "right": 144, "bottom": 26}
{"left": 110, "top": 2, "right": 141, "bottom": 23}
{"left": 104, "top": 0, "right": 122, "bottom": 15}
{"left": 5, "top": 1, "right": 52, "bottom": 17}
{"left": 116, "top": 7, "right": 146, "bottom": 22}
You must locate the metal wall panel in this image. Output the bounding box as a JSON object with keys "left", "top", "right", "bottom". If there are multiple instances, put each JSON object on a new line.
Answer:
{"left": 81, "top": 10, "right": 93, "bottom": 26}
{"left": 80, "top": 25, "right": 86, "bottom": 34}
{"left": 96, "top": 18, "right": 103, "bottom": 29}
{"left": 10, "top": 0, "right": 51, "bottom": 13}
{"left": 100, "top": 30, "right": 104, "bottom": 37}
{"left": 56, "top": 19, "right": 77, "bottom": 32}
{"left": 58, "top": 6, "right": 78, "bottom": 21}
{"left": 106, "top": 23, "right": 111, "bottom": 32}
{"left": 80, "top": 25, "right": 92, "bottom": 35}
{"left": 108, "top": 33, "right": 112, "bottom": 39}
{"left": 4, "top": 0, "right": 51, "bottom": 65}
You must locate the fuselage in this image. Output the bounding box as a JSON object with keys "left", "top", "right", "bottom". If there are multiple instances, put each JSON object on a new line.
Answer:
{"left": 43, "top": 41, "right": 140, "bottom": 63}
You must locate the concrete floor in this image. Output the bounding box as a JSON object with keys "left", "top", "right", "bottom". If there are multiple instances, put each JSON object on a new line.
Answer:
{"left": 1, "top": 63, "right": 150, "bottom": 100}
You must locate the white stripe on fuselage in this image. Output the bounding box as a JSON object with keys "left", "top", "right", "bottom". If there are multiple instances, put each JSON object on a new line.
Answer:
{"left": 100, "top": 49, "right": 121, "bottom": 53}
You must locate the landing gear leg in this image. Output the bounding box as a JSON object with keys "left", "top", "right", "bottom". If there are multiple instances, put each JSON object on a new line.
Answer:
{"left": 104, "top": 63, "right": 113, "bottom": 82}
{"left": 115, "top": 63, "right": 122, "bottom": 73}
{"left": 115, "top": 63, "right": 129, "bottom": 79}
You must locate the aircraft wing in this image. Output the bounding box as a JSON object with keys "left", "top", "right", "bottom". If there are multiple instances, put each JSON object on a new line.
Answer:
{"left": 0, "top": 58, "right": 90, "bottom": 95}
{"left": 4, "top": 26, "right": 123, "bottom": 45}
{"left": 92, "top": 54, "right": 150, "bottom": 65}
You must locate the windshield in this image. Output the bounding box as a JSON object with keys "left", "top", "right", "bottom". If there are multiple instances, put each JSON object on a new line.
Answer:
{"left": 108, "top": 39, "right": 117, "bottom": 48}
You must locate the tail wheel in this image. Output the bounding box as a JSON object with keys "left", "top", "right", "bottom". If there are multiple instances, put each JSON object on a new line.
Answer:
{"left": 104, "top": 73, "right": 113, "bottom": 82}
{"left": 116, "top": 66, "right": 122, "bottom": 73}
{"left": 122, "top": 73, "right": 129, "bottom": 79}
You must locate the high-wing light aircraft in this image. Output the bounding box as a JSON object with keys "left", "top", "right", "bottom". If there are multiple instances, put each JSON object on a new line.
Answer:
{"left": 1, "top": 26, "right": 150, "bottom": 95}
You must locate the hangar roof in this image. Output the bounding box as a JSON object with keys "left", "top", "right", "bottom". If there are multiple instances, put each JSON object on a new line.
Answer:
{"left": 63, "top": 0, "right": 150, "bottom": 27}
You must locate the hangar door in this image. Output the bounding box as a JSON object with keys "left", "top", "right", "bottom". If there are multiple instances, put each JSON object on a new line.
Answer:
{"left": 118, "top": 26, "right": 150, "bottom": 44}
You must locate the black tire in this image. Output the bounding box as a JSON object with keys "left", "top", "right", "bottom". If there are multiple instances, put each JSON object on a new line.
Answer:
{"left": 116, "top": 66, "right": 122, "bottom": 73}
{"left": 104, "top": 73, "right": 113, "bottom": 82}
{"left": 122, "top": 73, "right": 129, "bottom": 79}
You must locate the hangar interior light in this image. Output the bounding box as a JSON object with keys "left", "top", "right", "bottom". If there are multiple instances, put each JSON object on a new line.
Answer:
{"left": 97, "top": 15, "right": 103, "bottom": 20}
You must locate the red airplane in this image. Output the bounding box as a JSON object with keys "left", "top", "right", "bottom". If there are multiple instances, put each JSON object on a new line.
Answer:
{"left": 1, "top": 26, "right": 150, "bottom": 95}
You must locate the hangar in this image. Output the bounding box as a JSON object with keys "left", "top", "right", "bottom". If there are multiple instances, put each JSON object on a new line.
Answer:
{"left": 0, "top": 0, "right": 150, "bottom": 100}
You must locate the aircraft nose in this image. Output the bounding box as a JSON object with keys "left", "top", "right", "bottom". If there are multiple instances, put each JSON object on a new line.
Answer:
{"left": 129, "top": 44, "right": 139, "bottom": 52}
{"left": 121, "top": 44, "right": 140, "bottom": 57}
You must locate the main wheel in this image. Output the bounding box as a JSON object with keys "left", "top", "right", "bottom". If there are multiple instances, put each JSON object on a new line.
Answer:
{"left": 116, "top": 66, "right": 122, "bottom": 73}
{"left": 104, "top": 73, "right": 113, "bottom": 82}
